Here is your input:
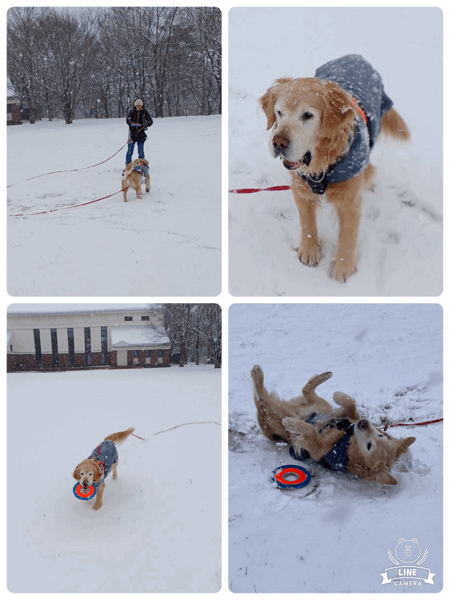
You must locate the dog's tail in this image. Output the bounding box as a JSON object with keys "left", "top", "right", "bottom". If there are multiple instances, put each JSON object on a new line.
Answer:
{"left": 105, "top": 427, "right": 135, "bottom": 445}
{"left": 380, "top": 108, "right": 410, "bottom": 141}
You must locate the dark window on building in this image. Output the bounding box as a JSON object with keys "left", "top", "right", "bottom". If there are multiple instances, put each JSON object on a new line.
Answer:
{"left": 141, "top": 316, "right": 149, "bottom": 321}
{"left": 133, "top": 350, "right": 139, "bottom": 358}
{"left": 67, "top": 328, "right": 75, "bottom": 366}
{"left": 33, "top": 329, "right": 42, "bottom": 368}
{"left": 145, "top": 349, "right": 151, "bottom": 357}
{"left": 124, "top": 316, "right": 133, "bottom": 322}
{"left": 101, "top": 326, "right": 108, "bottom": 365}
{"left": 158, "top": 350, "right": 163, "bottom": 357}
{"left": 51, "top": 328, "right": 59, "bottom": 367}
{"left": 84, "top": 327, "right": 92, "bottom": 366}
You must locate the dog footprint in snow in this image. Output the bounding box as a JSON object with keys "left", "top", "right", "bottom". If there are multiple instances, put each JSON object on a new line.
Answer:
{"left": 377, "top": 230, "right": 400, "bottom": 245}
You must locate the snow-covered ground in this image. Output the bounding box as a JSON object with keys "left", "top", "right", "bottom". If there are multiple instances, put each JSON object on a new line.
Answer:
{"left": 228, "top": 304, "right": 443, "bottom": 592}
{"left": 7, "top": 365, "right": 221, "bottom": 593}
{"left": 7, "top": 115, "right": 221, "bottom": 296}
{"left": 228, "top": 8, "right": 443, "bottom": 295}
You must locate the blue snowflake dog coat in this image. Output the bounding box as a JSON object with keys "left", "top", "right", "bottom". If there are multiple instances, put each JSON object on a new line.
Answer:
{"left": 133, "top": 161, "right": 149, "bottom": 177}
{"left": 301, "top": 54, "right": 393, "bottom": 192}
{"left": 289, "top": 414, "right": 355, "bottom": 472}
{"left": 87, "top": 440, "right": 118, "bottom": 486}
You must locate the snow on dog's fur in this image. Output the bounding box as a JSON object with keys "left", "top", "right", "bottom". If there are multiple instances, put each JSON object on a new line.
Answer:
{"left": 122, "top": 158, "right": 150, "bottom": 202}
{"left": 251, "top": 365, "right": 415, "bottom": 485}
{"left": 72, "top": 427, "right": 135, "bottom": 510}
{"left": 259, "top": 63, "right": 409, "bottom": 282}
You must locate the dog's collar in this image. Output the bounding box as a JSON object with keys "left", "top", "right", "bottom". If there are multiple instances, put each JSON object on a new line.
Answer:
{"left": 296, "top": 101, "right": 370, "bottom": 194}
{"left": 297, "top": 169, "right": 332, "bottom": 195}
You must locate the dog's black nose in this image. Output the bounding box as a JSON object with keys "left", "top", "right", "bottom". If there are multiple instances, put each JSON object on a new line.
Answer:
{"left": 357, "top": 419, "right": 369, "bottom": 430}
{"left": 273, "top": 135, "right": 289, "bottom": 152}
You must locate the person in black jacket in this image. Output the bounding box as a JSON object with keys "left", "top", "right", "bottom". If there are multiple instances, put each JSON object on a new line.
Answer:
{"left": 125, "top": 98, "right": 153, "bottom": 166}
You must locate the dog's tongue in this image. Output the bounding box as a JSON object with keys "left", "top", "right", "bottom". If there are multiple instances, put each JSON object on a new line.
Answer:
{"left": 282, "top": 151, "right": 311, "bottom": 170}
{"left": 283, "top": 158, "right": 302, "bottom": 170}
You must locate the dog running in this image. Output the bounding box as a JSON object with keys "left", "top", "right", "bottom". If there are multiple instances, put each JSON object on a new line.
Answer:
{"left": 72, "top": 427, "right": 135, "bottom": 510}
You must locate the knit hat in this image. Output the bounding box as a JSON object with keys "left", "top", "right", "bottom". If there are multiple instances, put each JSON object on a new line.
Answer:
{"left": 134, "top": 99, "right": 144, "bottom": 107}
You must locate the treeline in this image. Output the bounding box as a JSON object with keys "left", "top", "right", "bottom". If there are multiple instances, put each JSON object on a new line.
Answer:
{"left": 7, "top": 6, "right": 221, "bottom": 124}
{"left": 149, "top": 304, "right": 221, "bottom": 368}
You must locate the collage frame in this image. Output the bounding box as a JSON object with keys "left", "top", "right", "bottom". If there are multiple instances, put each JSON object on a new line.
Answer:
{"left": 4, "top": 0, "right": 447, "bottom": 597}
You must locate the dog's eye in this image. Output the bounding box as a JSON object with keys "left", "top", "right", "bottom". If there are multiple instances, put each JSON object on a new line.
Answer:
{"left": 276, "top": 109, "right": 283, "bottom": 117}
{"left": 367, "top": 442, "right": 372, "bottom": 451}
{"left": 302, "top": 112, "right": 314, "bottom": 121}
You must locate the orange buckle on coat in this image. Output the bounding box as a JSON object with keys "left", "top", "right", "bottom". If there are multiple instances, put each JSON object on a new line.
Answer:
{"left": 351, "top": 98, "right": 368, "bottom": 125}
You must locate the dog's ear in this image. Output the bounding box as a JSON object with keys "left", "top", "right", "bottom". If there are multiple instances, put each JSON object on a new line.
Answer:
{"left": 374, "top": 469, "right": 398, "bottom": 485}
{"left": 321, "top": 82, "right": 355, "bottom": 137}
{"left": 73, "top": 465, "right": 80, "bottom": 480}
{"left": 92, "top": 463, "right": 103, "bottom": 484}
{"left": 259, "top": 88, "right": 277, "bottom": 130}
{"left": 394, "top": 436, "right": 416, "bottom": 460}
{"left": 260, "top": 78, "right": 294, "bottom": 130}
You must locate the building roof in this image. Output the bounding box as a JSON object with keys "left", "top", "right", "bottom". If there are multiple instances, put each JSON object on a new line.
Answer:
{"left": 7, "top": 304, "right": 156, "bottom": 316}
{"left": 110, "top": 326, "right": 170, "bottom": 349}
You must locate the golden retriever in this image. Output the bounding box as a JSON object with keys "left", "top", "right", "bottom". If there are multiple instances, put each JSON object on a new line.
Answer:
{"left": 122, "top": 158, "right": 150, "bottom": 202}
{"left": 251, "top": 365, "right": 415, "bottom": 485}
{"left": 259, "top": 55, "right": 410, "bottom": 282}
{"left": 73, "top": 427, "right": 135, "bottom": 510}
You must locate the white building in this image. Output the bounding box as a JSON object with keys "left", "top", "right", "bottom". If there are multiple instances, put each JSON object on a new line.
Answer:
{"left": 7, "top": 305, "right": 171, "bottom": 372}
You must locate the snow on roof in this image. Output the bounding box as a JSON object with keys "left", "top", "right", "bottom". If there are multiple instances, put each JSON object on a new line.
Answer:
{"left": 7, "top": 304, "right": 155, "bottom": 316}
{"left": 110, "top": 326, "right": 170, "bottom": 348}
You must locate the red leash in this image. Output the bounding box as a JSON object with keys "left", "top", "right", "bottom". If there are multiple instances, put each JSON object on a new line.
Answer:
{"left": 9, "top": 188, "right": 124, "bottom": 217}
{"left": 382, "top": 417, "right": 443, "bottom": 431}
{"left": 7, "top": 139, "right": 132, "bottom": 189}
{"left": 154, "top": 421, "right": 220, "bottom": 436}
{"left": 229, "top": 185, "right": 291, "bottom": 194}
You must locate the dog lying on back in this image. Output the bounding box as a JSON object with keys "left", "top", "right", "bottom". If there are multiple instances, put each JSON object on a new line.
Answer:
{"left": 73, "top": 427, "right": 135, "bottom": 510}
{"left": 122, "top": 158, "right": 150, "bottom": 202}
{"left": 251, "top": 365, "right": 415, "bottom": 485}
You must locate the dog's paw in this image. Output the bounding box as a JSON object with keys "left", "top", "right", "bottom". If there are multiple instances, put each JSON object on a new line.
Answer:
{"left": 305, "top": 372, "right": 333, "bottom": 389}
{"left": 298, "top": 241, "right": 322, "bottom": 267}
{"left": 93, "top": 503, "right": 102, "bottom": 511}
{"left": 282, "top": 417, "right": 306, "bottom": 434}
{"left": 331, "top": 258, "right": 356, "bottom": 283}
{"left": 250, "top": 365, "right": 264, "bottom": 386}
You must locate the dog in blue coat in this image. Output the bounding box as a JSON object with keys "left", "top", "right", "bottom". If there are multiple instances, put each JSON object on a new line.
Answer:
{"left": 251, "top": 365, "right": 415, "bottom": 485}
{"left": 122, "top": 158, "right": 150, "bottom": 202}
{"left": 260, "top": 55, "right": 410, "bottom": 282}
{"left": 73, "top": 427, "right": 135, "bottom": 510}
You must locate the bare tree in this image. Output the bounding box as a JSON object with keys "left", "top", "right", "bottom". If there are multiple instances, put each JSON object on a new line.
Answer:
{"left": 7, "top": 7, "right": 51, "bottom": 123}
{"left": 147, "top": 304, "right": 221, "bottom": 367}
{"left": 7, "top": 6, "right": 222, "bottom": 121}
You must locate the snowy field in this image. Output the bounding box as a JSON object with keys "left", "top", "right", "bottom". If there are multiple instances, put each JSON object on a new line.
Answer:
{"left": 228, "top": 304, "right": 443, "bottom": 592}
{"left": 228, "top": 8, "right": 443, "bottom": 296}
{"left": 7, "top": 365, "right": 221, "bottom": 593}
{"left": 7, "top": 115, "right": 221, "bottom": 296}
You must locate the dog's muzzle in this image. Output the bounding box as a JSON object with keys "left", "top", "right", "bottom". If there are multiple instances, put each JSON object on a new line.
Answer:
{"left": 282, "top": 151, "right": 312, "bottom": 170}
